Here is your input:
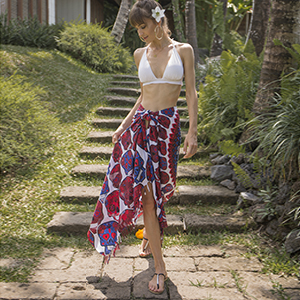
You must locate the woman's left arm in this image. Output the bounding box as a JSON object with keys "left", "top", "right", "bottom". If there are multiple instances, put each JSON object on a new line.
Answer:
{"left": 180, "top": 44, "right": 198, "bottom": 159}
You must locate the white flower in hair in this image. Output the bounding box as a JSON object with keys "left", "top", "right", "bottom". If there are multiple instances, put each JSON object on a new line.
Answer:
{"left": 151, "top": 6, "right": 165, "bottom": 23}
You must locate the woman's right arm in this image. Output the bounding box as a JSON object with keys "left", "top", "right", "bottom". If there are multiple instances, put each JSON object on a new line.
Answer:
{"left": 112, "top": 49, "right": 144, "bottom": 144}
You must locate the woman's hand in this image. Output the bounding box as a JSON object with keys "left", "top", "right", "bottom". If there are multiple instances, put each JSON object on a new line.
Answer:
{"left": 112, "top": 127, "right": 125, "bottom": 144}
{"left": 182, "top": 132, "right": 198, "bottom": 159}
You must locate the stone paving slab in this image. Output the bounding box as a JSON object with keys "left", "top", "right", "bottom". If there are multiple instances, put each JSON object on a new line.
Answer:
{"left": 0, "top": 282, "right": 57, "bottom": 299}
{"left": 107, "top": 87, "right": 140, "bottom": 97}
{"left": 71, "top": 163, "right": 211, "bottom": 180}
{"left": 1, "top": 245, "right": 299, "bottom": 300}
{"left": 195, "top": 256, "right": 262, "bottom": 272}
{"left": 87, "top": 131, "right": 116, "bottom": 143}
{"left": 110, "top": 80, "right": 140, "bottom": 87}
{"left": 173, "top": 185, "right": 238, "bottom": 205}
{"left": 113, "top": 74, "right": 138, "bottom": 80}
{"left": 184, "top": 213, "right": 257, "bottom": 233}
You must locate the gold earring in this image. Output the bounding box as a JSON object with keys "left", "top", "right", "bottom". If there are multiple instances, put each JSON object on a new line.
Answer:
{"left": 154, "top": 25, "right": 163, "bottom": 40}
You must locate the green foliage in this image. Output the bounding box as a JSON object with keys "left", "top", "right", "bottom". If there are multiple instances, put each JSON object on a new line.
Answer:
{"left": 198, "top": 47, "right": 261, "bottom": 144}
{"left": 195, "top": 0, "right": 215, "bottom": 50}
{"left": 289, "top": 190, "right": 300, "bottom": 226}
{"left": 0, "top": 75, "right": 57, "bottom": 171}
{"left": 223, "top": 30, "right": 247, "bottom": 56}
{"left": 212, "top": 0, "right": 226, "bottom": 39}
{"left": 227, "top": 0, "right": 252, "bottom": 31}
{"left": 218, "top": 140, "right": 245, "bottom": 157}
{"left": 0, "top": 14, "right": 64, "bottom": 49}
{"left": 250, "top": 71, "right": 300, "bottom": 180}
{"left": 256, "top": 187, "right": 278, "bottom": 219}
{"left": 57, "top": 22, "right": 133, "bottom": 73}
{"left": 231, "top": 161, "right": 253, "bottom": 189}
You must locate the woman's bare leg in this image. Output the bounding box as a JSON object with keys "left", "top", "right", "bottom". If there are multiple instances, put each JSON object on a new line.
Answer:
{"left": 142, "top": 183, "right": 167, "bottom": 293}
{"left": 139, "top": 227, "right": 152, "bottom": 257}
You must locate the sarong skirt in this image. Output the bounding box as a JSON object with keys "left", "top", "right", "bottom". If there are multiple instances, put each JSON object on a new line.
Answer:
{"left": 87, "top": 104, "right": 181, "bottom": 261}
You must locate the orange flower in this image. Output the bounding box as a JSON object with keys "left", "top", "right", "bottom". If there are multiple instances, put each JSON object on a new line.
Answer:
{"left": 135, "top": 228, "right": 144, "bottom": 239}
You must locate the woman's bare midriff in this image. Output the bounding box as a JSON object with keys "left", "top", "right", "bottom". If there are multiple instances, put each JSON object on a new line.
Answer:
{"left": 141, "top": 83, "right": 182, "bottom": 112}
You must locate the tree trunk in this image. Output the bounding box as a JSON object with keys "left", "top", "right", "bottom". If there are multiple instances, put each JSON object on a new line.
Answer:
{"left": 246, "top": 0, "right": 271, "bottom": 57}
{"left": 210, "top": 0, "right": 227, "bottom": 57}
{"left": 171, "top": 0, "right": 185, "bottom": 42}
{"left": 110, "top": 0, "right": 132, "bottom": 44}
{"left": 185, "top": 0, "right": 200, "bottom": 65}
{"left": 253, "top": 0, "right": 300, "bottom": 114}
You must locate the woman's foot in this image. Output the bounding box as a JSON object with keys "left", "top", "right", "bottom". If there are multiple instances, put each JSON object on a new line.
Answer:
{"left": 139, "top": 237, "right": 152, "bottom": 258}
{"left": 148, "top": 272, "right": 168, "bottom": 295}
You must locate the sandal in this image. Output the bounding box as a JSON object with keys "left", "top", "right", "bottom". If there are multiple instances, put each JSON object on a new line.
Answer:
{"left": 139, "top": 237, "right": 152, "bottom": 258}
{"left": 148, "top": 273, "right": 168, "bottom": 295}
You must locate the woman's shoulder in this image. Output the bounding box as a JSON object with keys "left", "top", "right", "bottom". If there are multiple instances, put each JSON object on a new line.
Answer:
{"left": 133, "top": 46, "right": 147, "bottom": 66}
{"left": 173, "top": 40, "right": 193, "bottom": 53}
{"left": 172, "top": 40, "right": 194, "bottom": 62}
{"left": 134, "top": 46, "right": 147, "bottom": 58}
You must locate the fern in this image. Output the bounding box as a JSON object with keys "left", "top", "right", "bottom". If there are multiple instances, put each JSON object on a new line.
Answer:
{"left": 231, "top": 161, "right": 253, "bottom": 189}
{"left": 218, "top": 140, "right": 245, "bottom": 157}
{"left": 198, "top": 49, "right": 261, "bottom": 144}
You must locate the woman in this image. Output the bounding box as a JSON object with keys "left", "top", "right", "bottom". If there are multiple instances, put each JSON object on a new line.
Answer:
{"left": 87, "top": 0, "right": 198, "bottom": 295}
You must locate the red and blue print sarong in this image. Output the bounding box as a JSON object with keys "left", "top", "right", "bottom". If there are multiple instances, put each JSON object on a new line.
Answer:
{"left": 87, "top": 104, "right": 181, "bottom": 261}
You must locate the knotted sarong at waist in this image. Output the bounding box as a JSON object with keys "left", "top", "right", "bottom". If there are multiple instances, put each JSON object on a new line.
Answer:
{"left": 87, "top": 104, "right": 181, "bottom": 262}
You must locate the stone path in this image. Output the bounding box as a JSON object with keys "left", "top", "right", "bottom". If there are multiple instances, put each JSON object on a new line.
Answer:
{"left": 2, "top": 75, "right": 299, "bottom": 299}
{"left": 1, "top": 245, "right": 299, "bottom": 300}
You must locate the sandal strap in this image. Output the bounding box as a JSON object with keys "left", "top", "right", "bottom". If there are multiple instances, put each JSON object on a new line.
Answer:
{"left": 154, "top": 273, "right": 166, "bottom": 289}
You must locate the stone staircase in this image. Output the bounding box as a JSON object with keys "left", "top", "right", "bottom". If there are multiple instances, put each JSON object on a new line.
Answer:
{"left": 47, "top": 75, "right": 256, "bottom": 236}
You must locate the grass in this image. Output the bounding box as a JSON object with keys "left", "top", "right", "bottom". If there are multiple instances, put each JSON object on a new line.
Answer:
{"left": 0, "top": 45, "right": 110, "bottom": 282}
{"left": 1, "top": 45, "right": 299, "bottom": 284}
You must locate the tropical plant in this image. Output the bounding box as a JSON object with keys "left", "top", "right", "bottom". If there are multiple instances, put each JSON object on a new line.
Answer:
{"left": 198, "top": 42, "right": 261, "bottom": 145}
{"left": 0, "top": 14, "right": 64, "bottom": 49}
{"left": 250, "top": 74, "right": 300, "bottom": 180}
{"left": 57, "top": 22, "right": 133, "bottom": 73}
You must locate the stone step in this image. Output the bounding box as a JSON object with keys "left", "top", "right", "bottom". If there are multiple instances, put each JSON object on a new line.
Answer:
{"left": 71, "top": 164, "right": 211, "bottom": 180}
{"left": 86, "top": 131, "right": 116, "bottom": 143}
{"left": 113, "top": 74, "right": 138, "bottom": 81}
{"left": 86, "top": 130, "right": 188, "bottom": 143}
{"left": 91, "top": 118, "right": 189, "bottom": 129}
{"left": 78, "top": 146, "right": 204, "bottom": 160}
{"left": 47, "top": 211, "right": 255, "bottom": 236}
{"left": 107, "top": 87, "right": 140, "bottom": 97}
{"left": 60, "top": 185, "right": 238, "bottom": 205}
{"left": 110, "top": 81, "right": 140, "bottom": 87}
{"left": 95, "top": 106, "right": 188, "bottom": 117}
{"left": 104, "top": 95, "right": 186, "bottom": 107}
{"left": 107, "top": 87, "right": 186, "bottom": 97}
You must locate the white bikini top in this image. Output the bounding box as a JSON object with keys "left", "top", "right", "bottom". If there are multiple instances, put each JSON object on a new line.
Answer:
{"left": 138, "top": 42, "right": 184, "bottom": 86}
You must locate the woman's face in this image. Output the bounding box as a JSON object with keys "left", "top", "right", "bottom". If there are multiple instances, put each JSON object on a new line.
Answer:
{"left": 136, "top": 18, "right": 157, "bottom": 43}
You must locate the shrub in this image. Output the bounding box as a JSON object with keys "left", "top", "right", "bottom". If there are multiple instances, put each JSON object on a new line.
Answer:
{"left": 198, "top": 44, "right": 261, "bottom": 145}
{"left": 57, "top": 22, "right": 133, "bottom": 73}
{"left": 250, "top": 44, "right": 300, "bottom": 180}
{"left": 0, "top": 14, "right": 64, "bottom": 49}
{"left": 0, "top": 75, "right": 57, "bottom": 172}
